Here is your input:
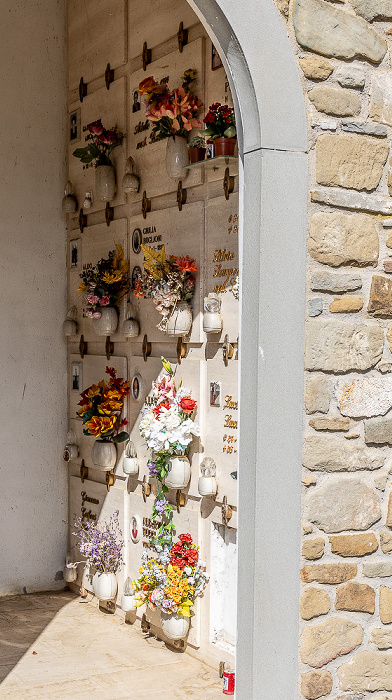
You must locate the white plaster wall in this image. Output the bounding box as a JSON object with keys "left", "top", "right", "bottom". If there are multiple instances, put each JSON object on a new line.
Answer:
{"left": 0, "top": 0, "right": 68, "bottom": 594}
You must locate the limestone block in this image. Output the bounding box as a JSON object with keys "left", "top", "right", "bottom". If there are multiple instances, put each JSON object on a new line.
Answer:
{"left": 329, "top": 297, "right": 363, "bottom": 313}
{"left": 372, "top": 628, "right": 392, "bottom": 649}
{"left": 375, "top": 473, "right": 388, "bottom": 490}
{"left": 363, "top": 561, "right": 392, "bottom": 577}
{"left": 309, "top": 417, "right": 350, "bottom": 431}
{"left": 301, "top": 670, "right": 333, "bottom": 699}
{"left": 316, "top": 134, "right": 389, "bottom": 191}
{"left": 305, "top": 375, "right": 330, "bottom": 414}
{"left": 338, "top": 651, "right": 392, "bottom": 691}
{"left": 350, "top": 0, "right": 392, "bottom": 20}
{"left": 368, "top": 276, "right": 392, "bottom": 316}
{"left": 337, "top": 377, "right": 392, "bottom": 418}
{"left": 335, "top": 582, "right": 375, "bottom": 613}
{"left": 364, "top": 416, "right": 392, "bottom": 444}
{"left": 311, "top": 187, "right": 392, "bottom": 215}
{"left": 387, "top": 325, "right": 392, "bottom": 352}
{"left": 378, "top": 362, "right": 392, "bottom": 375}
{"left": 299, "top": 56, "right": 333, "bottom": 80}
{"left": 302, "top": 537, "right": 325, "bottom": 560}
{"left": 303, "top": 435, "right": 385, "bottom": 471}
{"left": 336, "top": 64, "right": 366, "bottom": 88}
{"left": 381, "top": 530, "right": 392, "bottom": 552}
{"left": 303, "top": 476, "right": 318, "bottom": 486}
{"left": 304, "top": 477, "right": 381, "bottom": 532}
{"left": 305, "top": 320, "right": 384, "bottom": 372}
{"left": 293, "top": 0, "right": 387, "bottom": 63}
{"left": 301, "top": 616, "right": 363, "bottom": 668}
{"left": 301, "top": 563, "right": 357, "bottom": 584}
{"left": 380, "top": 586, "right": 392, "bottom": 624}
{"left": 300, "top": 587, "right": 331, "bottom": 620}
{"left": 303, "top": 521, "right": 314, "bottom": 534}
{"left": 309, "top": 86, "right": 361, "bottom": 116}
{"left": 342, "top": 121, "right": 388, "bottom": 137}
{"left": 309, "top": 298, "right": 323, "bottom": 316}
{"left": 370, "top": 75, "right": 392, "bottom": 127}
{"left": 309, "top": 211, "right": 379, "bottom": 267}
{"left": 387, "top": 492, "right": 392, "bottom": 527}
{"left": 329, "top": 532, "right": 378, "bottom": 557}
{"left": 311, "top": 271, "right": 362, "bottom": 293}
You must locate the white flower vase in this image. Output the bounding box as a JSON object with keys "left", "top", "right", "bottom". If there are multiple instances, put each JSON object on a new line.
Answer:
{"left": 95, "top": 165, "right": 116, "bottom": 202}
{"left": 161, "top": 612, "right": 190, "bottom": 640}
{"left": 166, "top": 301, "right": 192, "bottom": 337}
{"left": 121, "top": 594, "right": 137, "bottom": 612}
{"left": 122, "top": 455, "right": 139, "bottom": 476}
{"left": 165, "top": 456, "right": 191, "bottom": 490}
{"left": 198, "top": 476, "right": 217, "bottom": 497}
{"left": 166, "top": 136, "right": 189, "bottom": 179}
{"left": 92, "top": 306, "right": 118, "bottom": 336}
{"left": 91, "top": 440, "right": 117, "bottom": 471}
{"left": 92, "top": 572, "right": 117, "bottom": 601}
{"left": 63, "top": 566, "right": 77, "bottom": 583}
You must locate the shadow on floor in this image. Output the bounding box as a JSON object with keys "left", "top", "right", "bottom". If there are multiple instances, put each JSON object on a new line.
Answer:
{"left": 0, "top": 589, "right": 77, "bottom": 684}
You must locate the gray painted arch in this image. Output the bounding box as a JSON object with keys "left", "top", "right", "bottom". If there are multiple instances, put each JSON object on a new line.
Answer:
{"left": 187, "top": 1, "right": 308, "bottom": 698}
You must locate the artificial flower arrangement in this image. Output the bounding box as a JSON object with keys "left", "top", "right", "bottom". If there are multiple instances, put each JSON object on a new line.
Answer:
{"left": 77, "top": 366, "right": 130, "bottom": 444}
{"left": 73, "top": 510, "right": 124, "bottom": 574}
{"left": 133, "top": 244, "right": 197, "bottom": 332}
{"left": 72, "top": 119, "right": 123, "bottom": 167}
{"left": 78, "top": 244, "right": 130, "bottom": 319}
{"left": 200, "top": 102, "right": 236, "bottom": 141}
{"left": 138, "top": 70, "right": 203, "bottom": 139}
{"left": 139, "top": 357, "right": 199, "bottom": 483}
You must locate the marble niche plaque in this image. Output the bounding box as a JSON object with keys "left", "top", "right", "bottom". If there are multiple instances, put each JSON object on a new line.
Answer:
{"left": 128, "top": 202, "right": 204, "bottom": 345}
{"left": 68, "top": 0, "right": 126, "bottom": 89}
{"left": 68, "top": 219, "right": 127, "bottom": 343}
{"left": 128, "top": 0, "right": 199, "bottom": 62}
{"left": 128, "top": 38, "right": 204, "bottom": 199}
{"left": 68, "top": 78, "right": 126, "bottom": 215}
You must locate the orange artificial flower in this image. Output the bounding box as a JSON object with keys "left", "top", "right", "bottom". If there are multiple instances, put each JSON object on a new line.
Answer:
{"left": 175, "top": 256, "right": 198, "bottom": 273}
{"left": 85, "top": 415, "right": 116, "bottom": 436}
{"left": 98, "top": 399, "right": 123, "bottom": 416}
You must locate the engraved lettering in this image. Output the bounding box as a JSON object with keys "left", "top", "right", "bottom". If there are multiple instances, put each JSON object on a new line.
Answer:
{"left": 224, "top": 415, "right": 238, "bottom": 429}
{"left": 224, "top": 395, "right": 238, "bottom": 410}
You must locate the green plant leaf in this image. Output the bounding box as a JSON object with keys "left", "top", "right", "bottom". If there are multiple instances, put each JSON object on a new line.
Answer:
{"left": 72, "top": 148, "right": 87, "bottom": 158}
{"left": 80, "top": 155, "right": 94, "bottom": 164}
{"left": 162, "top": 485, "right": 169, "bottom": 493}
{"left": 113, "top": 431, "right": 129, "bottom": 443}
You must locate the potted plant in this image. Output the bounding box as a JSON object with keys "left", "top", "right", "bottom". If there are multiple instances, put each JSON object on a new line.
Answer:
{"left": 72, "top": 119, "right": 123, "bottom": 201}
{"left": 139, "top": 358, "right": 199, "bottom": 490}
{"left": 77, "top": 366, "right": 130, "bottom": 470}
{"left": 132, "top": 533, "right": 209, "bottom": 641}
{"left": 187, "top": 135, "right": 206, "bottom": 164}
{"left": 138, "top": 70, "right": 203, "bottom": 179}
{"left": 200, "top": 103, "right": 237, "bottom": 157}
{"left": 73, "top": 510, "right": 124, "bottom": 601}
{"left": 133, "top": 245, "right": 197, "bottom": 336}
{"left": 77, "top": 244, "right": 130, "bottom": 336}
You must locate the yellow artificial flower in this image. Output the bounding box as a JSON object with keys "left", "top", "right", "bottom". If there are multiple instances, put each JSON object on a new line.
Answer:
{"left": 77, "top": 283, "right": 86, "bottom": 293}
{"left": 87, "top": 384, "right": 101, "bottom": 398}
{"left": 102, "top": 270, "right": 124, "bottom": 284}
{"left": 98, "top": 399, "right": 123, "bottom": 415}
{"left": 113, "top": 243, "right": 130, "bottom": 272}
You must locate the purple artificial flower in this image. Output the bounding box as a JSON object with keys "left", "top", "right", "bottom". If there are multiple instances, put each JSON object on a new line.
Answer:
{"left": 147, "top": 461, "right": 159, "bottom": 477}
{"left": 155, "top": 497, "right": 169, "bottom": 514}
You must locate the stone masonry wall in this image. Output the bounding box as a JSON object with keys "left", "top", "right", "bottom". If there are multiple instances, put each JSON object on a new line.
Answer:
{"left": 274, "top": 0, "right": 392, "bottom": 697}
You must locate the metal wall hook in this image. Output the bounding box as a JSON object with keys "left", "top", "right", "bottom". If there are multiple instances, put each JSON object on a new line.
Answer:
{"left": 106, "top": 472, "right": 115, "bottom": 492}
{"left": 223, "top": 167, "right": 235, "bottom": 200}
{"left": 142, "top": 475, "right": 151, "bottom": 502}
{"left": 79, "top": 77, "right": 87, "bottom": 103}
{"left": 221, "top": 496, "right": 233, "bottom": 526}
{"left": 142, "top": 334, "right": 151, "bottom": 362}
{"left": 79, "top": 335, "right": 88, "bottom": 359}
{"left": 177, "top": 22, "right": 188, "bottom": 53}
{"left": 105, "top": 336, "right": 114, "bottom": 360}
{"left": 105, "top": 202, "right": 114, "bottom": 226}
{"left": 142, "top": 191, "right": 151, "bottom": 219}
{"left": 142, "top": 42, "right": 152, "bottom": 71}
{"left": 177, "top": 180, "right": 187, "bottom": 211}
{"left": 176, "top": 489, "right": 186, "bottom": 513}
{"left": 222, "top": 334, "right": 234, "bottom": 366}
{"left": 79, "top": 208, "right": 87, "bottom": 233}
{"left": 177, "top": 338, "right": 187, "bottom": 364}
{"left": 80, "top": 460, "right": 88, "bottom": 483}
{"left": 105, "top": 63, "right": 114, "bottom": 90}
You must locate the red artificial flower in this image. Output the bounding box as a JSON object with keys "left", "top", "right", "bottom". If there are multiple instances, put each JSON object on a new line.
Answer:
{"left": 88, "top": 119, "right": 104, "bottom": 136}
{"left": 142, "top": 583, "right": 149, "bottom": 591}
{"left": 106, "top": 367, "right": 117, "bottom": 378}
{"left": 179, "top": 397, "right": 197, "bottom": 415}
{"left": 175, "top": 256, "right": 198, "bottom": 274}
{"left": 100, "top": 129, "right": 117, "bottom": 145}
{"left": 152, "top": 399, "right": 170, "bottom": 419}
{"left": 119, "top": 418, "right": 128, "bottom": 428}
{"left": 133, "top": 279, "right": 144, "bottom": 299}
{"left": 178, "top": 533, "right": 193, "bottom": 544}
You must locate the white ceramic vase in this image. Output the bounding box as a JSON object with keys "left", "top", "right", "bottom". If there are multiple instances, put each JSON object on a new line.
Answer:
{"left": 198, "top": 475, "right": 217, "bottom": 497}
{"left": 95, "top": 165, "right": 116, "bottom": 202}
{"left": 165, "top": 136, "right": 188, "bottom": 179}
{"left": 122, "top": 455, "right": 139, "bottom": 476}
{"left": 63, "top": 565, "right": 77, "bottom": 583}
{"left": 161, "top": 612, "right": 190, "bottom": 640}
{"left": 92, "top": 572, "right": 117, "bottom": 601}
{"left": 166, "top": 301, "right": 192, "bottom": 337}
{"left": 91, "top": 440, "right": 117, "bottom": 471}
{"left": 92, "top": 306, "right": 118, "bottom": 336}
{"left": 122, "top": 317, "right": 140, "bottom": 337}
{"left": 121, "top": 594, "right": 137, "bottom": 612}
{"left": 165, "top": 456, "right": 191, "bottom": 490}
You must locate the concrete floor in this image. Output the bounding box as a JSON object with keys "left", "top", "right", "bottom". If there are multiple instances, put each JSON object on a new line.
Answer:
{"left": 0, "top": 591, "right": 224, "bottom": 699}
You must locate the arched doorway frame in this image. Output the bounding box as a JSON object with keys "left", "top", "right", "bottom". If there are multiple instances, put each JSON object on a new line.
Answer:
{"left": 186, "top": 1, "right": 308, "bottom": 697}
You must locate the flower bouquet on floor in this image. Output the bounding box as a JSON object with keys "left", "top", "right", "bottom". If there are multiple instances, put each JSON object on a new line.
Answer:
{"left": 139, "top": 357, "right": 199, "bottom": 490}
{"left": 77, "top": 366, "right": 130, "bottom": 470}
{"left": 133, "top": 244, "right": 197, "bottom": 335}
{"left": 73, "top": 510, "right": 124, "bottom": 601}
{"left": 78, "top": 244, "right": 130, "bottom": 335}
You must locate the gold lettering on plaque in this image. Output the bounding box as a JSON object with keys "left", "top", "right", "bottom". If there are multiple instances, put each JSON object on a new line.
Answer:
{"left": 224, "top": 415, "right": 238, "bottom": 429}
{"left": 224, "top": 395, "right": 238, "bottom": 410}
{"left": 214, "top": 249, "right": 235, "bottom": 262}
